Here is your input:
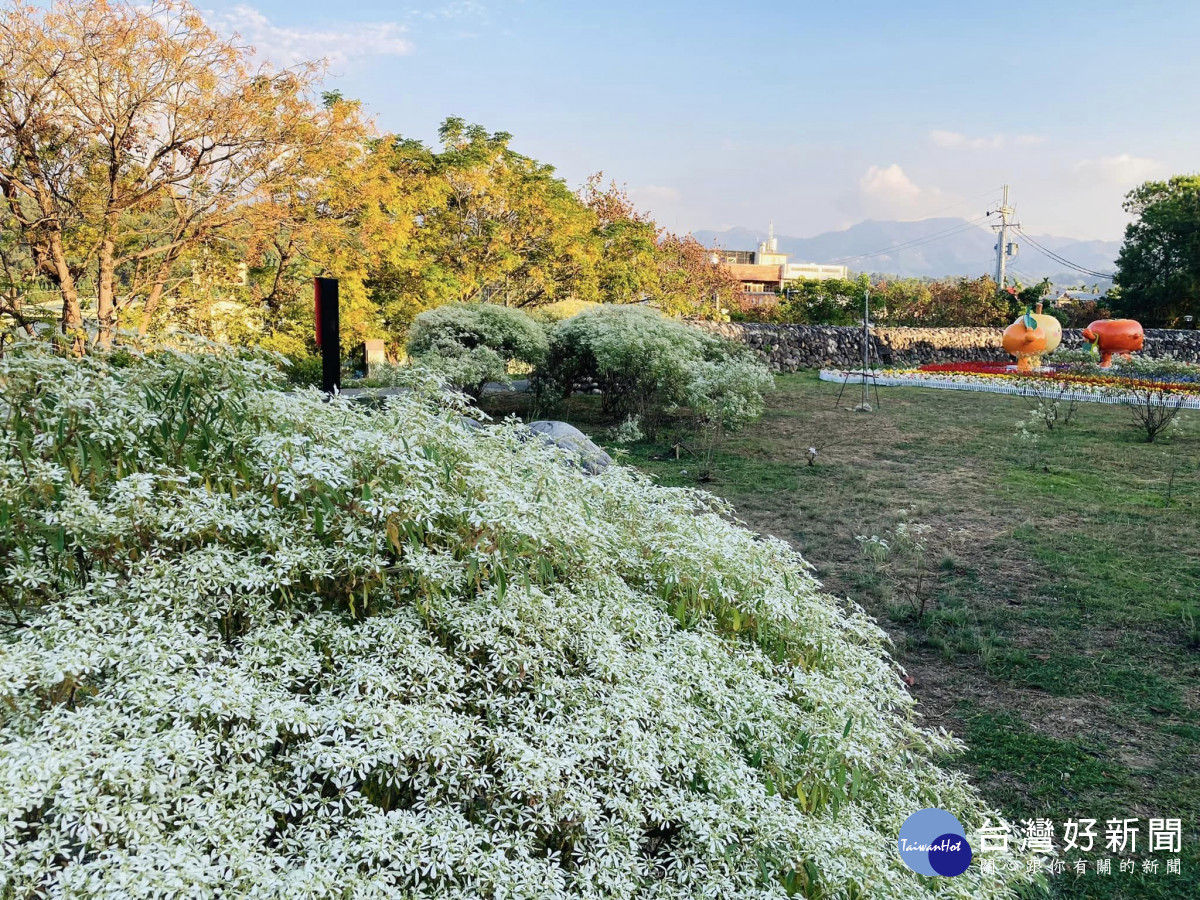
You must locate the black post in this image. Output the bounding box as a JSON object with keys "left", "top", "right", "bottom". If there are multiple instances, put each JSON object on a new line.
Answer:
{"left": 314, "top": 277, "right": 340, "bottom": 394}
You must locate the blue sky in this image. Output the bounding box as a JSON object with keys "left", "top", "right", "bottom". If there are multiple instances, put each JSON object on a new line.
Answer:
{"left": 207, "top": 0, "right": 1200, "bottom": 240}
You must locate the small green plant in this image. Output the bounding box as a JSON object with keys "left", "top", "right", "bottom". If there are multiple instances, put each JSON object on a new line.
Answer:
{"left": 1030, "top": 394, "right": 1075, "bottom": 431}
{"left": 1014, "top": 377, "right": 1081, "bottom": 431}
{"left": 674, "top": 355, "right": 773, "bottom": 480}
{"left": 856, "top": 519, "right": 965, "bottom": 620}
{"left": 1011, "top": 415, "right": 1044, "bottom": 468}
{"left": 604, "top": 414, "right": 644, "bottom": 445}
{"left": 1159, "top": 437, "right": 1186, "bottom": 506}
{"left": 1112, "top": 382, "right": 1187, "bottom": 442}
{"left": 1183, "top": 606, "right": 1200, "bottom": 651}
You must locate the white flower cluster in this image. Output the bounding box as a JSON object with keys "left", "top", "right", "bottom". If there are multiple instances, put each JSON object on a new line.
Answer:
{"left": 0, "top": 344, "right": 1028, "bottom": 898}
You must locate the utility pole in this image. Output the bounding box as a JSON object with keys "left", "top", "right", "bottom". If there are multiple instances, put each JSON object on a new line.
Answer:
{"left": 994, "top": 184, "right": 1014, "bottom": 288}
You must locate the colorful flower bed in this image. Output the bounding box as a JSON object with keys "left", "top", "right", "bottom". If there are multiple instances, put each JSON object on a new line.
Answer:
{"left": 909, "top": 361, "right": 1200, "bottom": 395}
{"left": 918, "top": 362, "right": 1012, "bottom": 374}
{"left": 819, "top": 358, "right": 1200, "bottom": 409}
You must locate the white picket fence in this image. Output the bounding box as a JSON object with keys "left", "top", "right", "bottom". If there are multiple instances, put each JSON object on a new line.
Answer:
{"left": 818, "top": 369, "right": 1200, "bottom": 410}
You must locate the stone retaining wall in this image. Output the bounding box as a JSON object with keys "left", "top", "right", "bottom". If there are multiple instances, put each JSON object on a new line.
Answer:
{"left": 696, "top": 323, "right": 1200, "bottom": 372}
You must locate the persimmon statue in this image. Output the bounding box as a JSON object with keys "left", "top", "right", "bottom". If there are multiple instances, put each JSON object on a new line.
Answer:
{"left": 1002, "top": 302, "right": 1062, "bottom": 372}
{"left": 1082, "top": 319, "right": 1144, "bottom": 367}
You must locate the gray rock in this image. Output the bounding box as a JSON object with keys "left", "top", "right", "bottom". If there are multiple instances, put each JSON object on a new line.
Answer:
{"left": 481, "top": 378, "right": 531, "bottom": 395}
{"left": 526, "top": 420, "right": 612, "bottom": 475}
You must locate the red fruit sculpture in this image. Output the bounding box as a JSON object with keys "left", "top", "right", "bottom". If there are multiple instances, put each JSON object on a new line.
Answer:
{"left": 1082, "top": 319, "right": 1144, "bottom": 367}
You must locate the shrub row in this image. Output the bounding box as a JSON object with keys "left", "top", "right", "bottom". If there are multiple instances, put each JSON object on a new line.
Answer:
{"left": 405, "top": 303, "right": 775, "bottom": 440}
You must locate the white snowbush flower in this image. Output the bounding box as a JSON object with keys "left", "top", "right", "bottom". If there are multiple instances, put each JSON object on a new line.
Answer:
{"left": 0, "top": 342, "right": 1030, "bottom": 898}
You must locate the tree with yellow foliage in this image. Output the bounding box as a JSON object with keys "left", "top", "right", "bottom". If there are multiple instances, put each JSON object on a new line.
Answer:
{"left": 0, "top": 0, "right": 344, "bottom": 347}
{"left": 578, "top": 173, "right": 660, "bottom": 304}
{"left": 410, "top": 118, "right": 601, "bottom": 309}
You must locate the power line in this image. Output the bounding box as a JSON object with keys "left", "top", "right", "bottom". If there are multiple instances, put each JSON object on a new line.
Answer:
{"left": 1013, "top": 227, "right": 1115, "bottom": 279}
{"left": 916, "top": 185, "right": 1005, "bottom": 221}
{"left": 834, "top": 214, "right": 994, "bottom": 263}
{"left": 831, "top": 213, "right": 996, "bottom": 265}
{"left": 1015, "top": 229, "right": 1110, "bottom": 277}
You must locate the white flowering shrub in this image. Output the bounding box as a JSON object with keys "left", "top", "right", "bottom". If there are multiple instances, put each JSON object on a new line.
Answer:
{"left": 677, "top": 357, "right": 774, "bottom": 436}
{"left": 674, "top": 356, "right": 775, "bottom": 479}
{"left": 1110, "top": 355, "right": 1200, "bottom": 380}
{"left": 0, "top": 343, "right": 1027, "bottom": 899}
{"left": 604, "top": 415, "right": 645, "bottom": 445}
{"left": 407, "top": 304, "right": 549, "bottom": 398}
{"left": 542, "top": 306, "right": 772, "bottom": 429}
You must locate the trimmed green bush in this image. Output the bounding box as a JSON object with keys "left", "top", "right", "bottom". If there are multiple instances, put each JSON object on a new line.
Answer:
{"left": 0, "top": 342, "right": 1031, "bottom": 898}
{"left": 543, "top": 305, "right": 771, "bottom": 428}
{"left": 407, "top": 303, "right": 548, "bottom": 397}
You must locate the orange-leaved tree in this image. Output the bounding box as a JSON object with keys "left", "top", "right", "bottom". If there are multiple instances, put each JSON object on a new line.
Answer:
{"left": 578, "top": 173, "right": 660, "bottom": 305}
{"left": 0, "top": 0, "right": 343, "bottom": 348}
{"left": 655, "top": 232, "right": 739, "bottom": 319}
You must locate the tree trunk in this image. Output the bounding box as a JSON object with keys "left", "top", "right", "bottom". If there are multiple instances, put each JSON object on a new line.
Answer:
{"left": 137, "top": 279, "right": 166, "bottom": 337}
{"left": 48, "top": 229, "right": 85, "bottom": 354}
{"left": 263, "top": 241, "right": 293, "bottom": 313}
{"left": 137, "top": 250, "right": 179, "bottom": 336}
{"left": 96, "top": 234, "right": 116, "bottom": 348}
{"left": 3, "top": 171, "right": 85, "bottom": 351}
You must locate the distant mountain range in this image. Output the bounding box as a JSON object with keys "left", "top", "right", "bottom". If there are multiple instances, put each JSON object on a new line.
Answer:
{"left": 692, "top": 218, "right": 1121, "bottom": 287}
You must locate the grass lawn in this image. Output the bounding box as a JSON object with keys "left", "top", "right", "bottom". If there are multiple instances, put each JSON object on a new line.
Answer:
{"left": 484, "top": 372, "right": 1200, "bottom": 899}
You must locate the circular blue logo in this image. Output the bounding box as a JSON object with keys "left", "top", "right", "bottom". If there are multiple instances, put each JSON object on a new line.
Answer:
{"left": 898, "top": 809, "right": 973, "bottom": 877}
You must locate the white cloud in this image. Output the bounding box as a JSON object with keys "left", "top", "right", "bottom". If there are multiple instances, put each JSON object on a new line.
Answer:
{"left": 929, "top": 130, "right": 1045, "bottom": 150}
{"left": 214, "top": 5, "right": 413, "bottom": 67}
{"left": 413, "top": 1, "right": 488, "bottom": 20}
{"left": 857, "top": 164, "right": 950, "bottom": 219}
{"left": 859, "top": 164, "right": 921, "bottom": 202}
{"left": 1074, "top": 153, "right": 1162, "bottom": 185}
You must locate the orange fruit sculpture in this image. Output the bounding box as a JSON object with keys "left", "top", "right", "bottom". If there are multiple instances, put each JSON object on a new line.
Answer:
{"left": 1002, "top": 302, "right": 1062, "bottom": 372}
{"left": 1082, "top": 319, "right": 1144, "bottom": 367}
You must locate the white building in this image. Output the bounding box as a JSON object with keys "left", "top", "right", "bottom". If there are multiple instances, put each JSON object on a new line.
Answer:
{"left": 784, "top": 262, "right": 848, "bottom": 281}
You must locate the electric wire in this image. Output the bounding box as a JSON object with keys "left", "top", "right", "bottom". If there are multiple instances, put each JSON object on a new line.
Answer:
{"left": 831, "top": 215, "right": 992, "bottom": 263}
{"left": 1016, "top": 230, "right": 1112, "bottom": 278}
{"left": 1012, "top": 227, "right": 1115, "bottom": 279}
{"left": 1007, "top": 266, "right": 1038, "bottom": 286}
{"left": 916, "top": 185, "right": 1005, "bottom": 221}
{"left": 830, "top": 213, "right": 996, "bottom": 265}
